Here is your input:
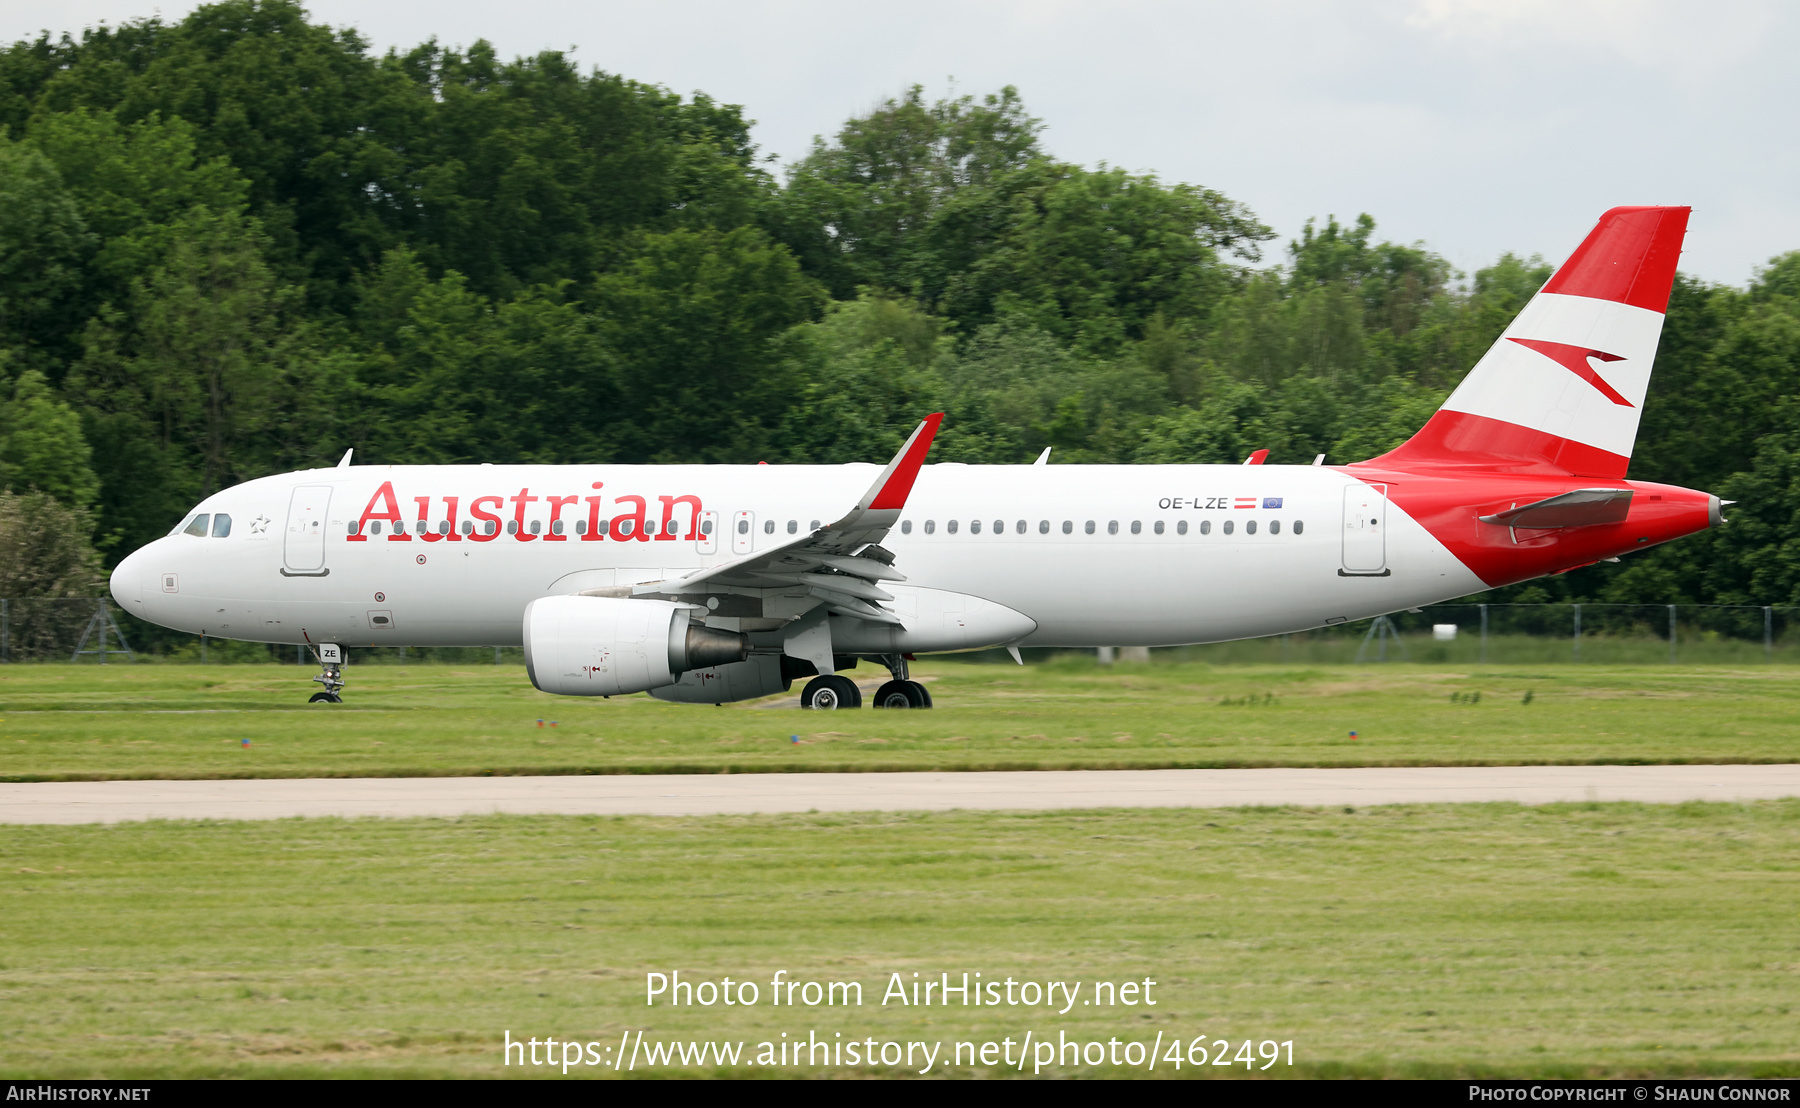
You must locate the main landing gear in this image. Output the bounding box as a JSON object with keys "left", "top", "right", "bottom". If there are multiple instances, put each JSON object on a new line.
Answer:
{"left": 308, "top": 642, "right": 345, "bottom": 704}
{"left": 800, "top": 654, "right": 931, "bottom": 710}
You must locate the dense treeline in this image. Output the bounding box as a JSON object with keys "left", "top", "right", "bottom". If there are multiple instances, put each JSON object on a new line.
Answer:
{"left": 2, "top": 0, "right": 1799, "bottom": 618}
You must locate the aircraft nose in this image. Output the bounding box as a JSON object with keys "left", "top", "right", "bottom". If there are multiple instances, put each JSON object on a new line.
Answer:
{"left": 110, "top": 544, "right": 148, "bottom": 613}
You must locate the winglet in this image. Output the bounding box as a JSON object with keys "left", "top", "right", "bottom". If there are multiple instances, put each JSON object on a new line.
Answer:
{"left": 860, "top": 414, "right": 943, "bottom": 511}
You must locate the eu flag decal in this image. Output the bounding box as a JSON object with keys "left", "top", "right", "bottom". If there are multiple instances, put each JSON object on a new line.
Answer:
{"left": 1263, "top": 497, "right": 1283, "bottom": 509}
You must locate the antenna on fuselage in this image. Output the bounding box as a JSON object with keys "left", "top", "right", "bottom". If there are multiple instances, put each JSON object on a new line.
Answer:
{"left": 1033, "top": 447, "right": 1051, "bottom": 466}
{"left": 337, "top": 448, "right": 353, "bottom": 469}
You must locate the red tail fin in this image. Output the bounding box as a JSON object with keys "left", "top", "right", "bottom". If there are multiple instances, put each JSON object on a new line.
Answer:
{"left": 1370, "top": 206, "right": 1690, "bottom": 477}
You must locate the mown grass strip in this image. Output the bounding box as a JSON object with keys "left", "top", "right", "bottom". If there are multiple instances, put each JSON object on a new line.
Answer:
{"left": 2, "top": 800, "right": 1796, "bottom": 1077}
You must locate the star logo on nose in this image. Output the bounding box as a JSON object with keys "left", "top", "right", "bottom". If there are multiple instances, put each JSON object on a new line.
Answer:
{"left": 1508, "top": 338, "right": 1633, "bottom": 407}
{"left": 250, "top": 515, "right": 271, "bottom": 534}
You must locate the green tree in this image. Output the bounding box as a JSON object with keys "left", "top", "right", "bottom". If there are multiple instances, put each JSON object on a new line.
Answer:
{"left": 70, "top": 206, "right": 300, "bottom": 552}
{"left": 590, "top": 227, "right": 823, "bottom": 462}
{"left": 0, "top": 365, "right": 100, "bottom": 507}
{"left": 0, "top": 136, "right": 92, "bottom": 367}
{"left": 0, "top": 489, "right": 104, "bottom": 597}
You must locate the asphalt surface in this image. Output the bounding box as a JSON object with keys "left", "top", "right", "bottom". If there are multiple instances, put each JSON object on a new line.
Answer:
{"left": 1, "top": 764, "right": 1797, "bottom": 824}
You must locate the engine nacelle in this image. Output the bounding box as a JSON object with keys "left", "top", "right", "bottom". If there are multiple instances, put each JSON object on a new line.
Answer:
{"left": 651, "top": 654, "right": 789, "bottom": 704}
{"left": 523, "top": 595, "right": 748, "bottom": 697}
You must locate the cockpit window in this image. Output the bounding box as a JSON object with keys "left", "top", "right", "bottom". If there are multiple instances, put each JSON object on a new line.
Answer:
{"left": 211, "top": 514, "right": 232, "bottom": 538}
{"left": 182, "top": 514, "right": 210, "bottom": 537}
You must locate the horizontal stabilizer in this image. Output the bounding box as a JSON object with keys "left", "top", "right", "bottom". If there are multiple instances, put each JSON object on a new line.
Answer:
{"left": 1478, "top": 488, "right": 1633, "bottom": 529}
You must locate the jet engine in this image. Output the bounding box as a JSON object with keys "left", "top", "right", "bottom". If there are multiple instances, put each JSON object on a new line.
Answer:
{"left": 523, "top": 595, "right": 748, "bottom": 696}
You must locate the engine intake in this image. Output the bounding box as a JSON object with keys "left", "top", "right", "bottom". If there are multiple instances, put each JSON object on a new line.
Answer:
{"left": 523, "top": 595, "right": 747, "bottom": 696}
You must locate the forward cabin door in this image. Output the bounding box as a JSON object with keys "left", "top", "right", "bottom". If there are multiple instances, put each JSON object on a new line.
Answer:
{"left": 695, "top": 510, "right": 719, "bottom": 556}
{"left": 1341, "top": 483, "right": 1388, "bottom": 575}
{"left": 283, "top": 485, "right": 333, "bottom": 575}
{"left": 731, "top": 510, "right": 755, "bottom": 555}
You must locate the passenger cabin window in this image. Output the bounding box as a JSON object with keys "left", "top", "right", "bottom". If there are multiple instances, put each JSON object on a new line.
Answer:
{"left": 183, "top": 514, "right": 210, "bottom": 537}
{"left": 1177, "top": 521, "right": 1188, "bottom": 535}
{"left": 1039, "top": 520, "right": 1049, "bottom": 534}
{"left": 507, "top": 520, "right": 519, "bottom": 535}
{"left": 924, "top": 520, "right": 936, "bottom": 534}
{"left": 1063, "top": 521, "right": 1073, "bottom": 534}
{"left": 971, "top": 520, "right": 982, "bottom": 534}
{"left": 1200, "top": 520, "right": 1211, "bottom": 535}
{"left": 211, "top": 514, "right": 232, "bottom": 537}
{"left": 992, "top": 519, "right": 1003, "bottom": 534}
{"left": 1246, "top": 520, "right": 1258, "bottom": 535}
{"left": 1293, "top": 520, "right": 1305, "bottom": 535}
{"left": 529, "top": 520, "right": 542, "bottom": 535}
{"left": 550, "top": 520, "right": 563, "bottom": 535}
{"left": 810, "top": 519, "right": 820, "bottom": 530}
{"left": 1130, "top": 521, "right": 1141, "bottom": 534}
{"left": 901, "top": 520, "right": 912, "bottom": 534}
{"left": 788, "top": 520, "right": 798, "bottom": 534}
{"left": 947, "top": 520, "right": 959, "bottom": 534}
{"left": 764, "top": 520, "right": 775, "bottom": 534}
{"left": 369, "top": 520, "right": 383, "bottom": 535}
{"left": 485, "top": 520, "right": 498, "bottom": 535}
{"left": 1153, "top": 521, "right": 1164, "bottom": 535}
{"left": 1269, "top": 520, "right": 1281, "bottom": 535}
{"left": 1107, "top": 521, "right": 1119, "bottom": 535}
{"left": 1223, "top": 520, "right": 1234, "bottom": 535}
{"left": 1084, "top": 521, "right": 1095, "bottom": 534}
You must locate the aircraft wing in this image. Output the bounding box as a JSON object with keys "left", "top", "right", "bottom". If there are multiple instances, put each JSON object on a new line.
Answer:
{"left": 632, "top": 414, "right": 943, "bottom": 625}
{"left": 1479, "top": 488, "right": 1634, "bottom": 529}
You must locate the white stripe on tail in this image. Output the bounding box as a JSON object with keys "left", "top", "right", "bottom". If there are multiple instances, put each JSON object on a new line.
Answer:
{"left": 1373, "top": 206, "right": 1690, "bottom": 478}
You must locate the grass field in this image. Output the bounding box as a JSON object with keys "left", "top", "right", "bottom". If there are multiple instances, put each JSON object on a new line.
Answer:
{"left": 2, "top": 659, "right": 1798, "bottom": 781}
{"left": 1, "top": 801, "right": 1796, "bottom": 1078}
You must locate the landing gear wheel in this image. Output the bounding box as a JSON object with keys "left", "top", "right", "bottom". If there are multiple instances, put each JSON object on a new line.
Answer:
{"left": 801, "top": 674, "right": 862, "bottom": 710}
{"left": 308, "top": 691, "right": 342, "bottom": 704}
{"left": 873, "top": 680, "right": 929, "bottom": 708}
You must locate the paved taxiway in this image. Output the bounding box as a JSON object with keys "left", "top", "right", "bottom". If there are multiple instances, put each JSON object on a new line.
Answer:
{"left": 2, "top": 764, "right": 1797, "bottom": 824}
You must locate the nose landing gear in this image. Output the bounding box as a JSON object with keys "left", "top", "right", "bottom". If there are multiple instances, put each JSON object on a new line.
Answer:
{"left": 307, "top": 642, "right": 345, "bottom": 703}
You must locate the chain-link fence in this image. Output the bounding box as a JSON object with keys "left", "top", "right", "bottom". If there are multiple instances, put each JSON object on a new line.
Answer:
{"left": 0, "top": 599, "right": 525, "bottom": 665}
{"left": 9, "top": 599, "right": 1800, "bottom": 666}
{"left": 1151, "top": 603, "right": 1800, "bottom": 666}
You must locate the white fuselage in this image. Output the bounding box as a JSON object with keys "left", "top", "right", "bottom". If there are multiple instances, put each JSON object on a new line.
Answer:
{"left": 111, "top": 461, "right": 1485, "bottom": 651}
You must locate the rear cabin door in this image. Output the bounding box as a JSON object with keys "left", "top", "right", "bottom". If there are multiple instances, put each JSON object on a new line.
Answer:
{"left": 731, "top": 510, "right": 755, "bottom": 555}
{"left": 695, "top": 510, "right": 719, "bottom": 555}
{"left": 283, "top": 485, "right": 333, "bottom": 574}
{"left": 1341, "top": 483, "right": 1388, "bottom": 575}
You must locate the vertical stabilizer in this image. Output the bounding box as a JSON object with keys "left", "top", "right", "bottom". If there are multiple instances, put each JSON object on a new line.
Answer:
{"left": 1370, "top": 206, "right": 1690, "bottom": 477}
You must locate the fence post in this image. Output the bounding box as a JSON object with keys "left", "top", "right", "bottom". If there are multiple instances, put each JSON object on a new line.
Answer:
{"left": 1572, "top": 603, "right": 1581, "bottom": 662}
{"left": 1, "top": 597, "right": 7, "bottom": 664}
{"left": 1668, "top": 604, "right": 1677, "bottom": 664}
{"left": 1479, "top": 603, "right": 1488, "bottom": 665}
{"left": 1765, "top": 606, "right": 1773, "bottom": 659}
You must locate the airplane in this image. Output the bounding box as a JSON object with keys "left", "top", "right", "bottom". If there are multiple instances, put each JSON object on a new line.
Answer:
{"left": 110, "top": 205, "right": 1719, "bottom": 709}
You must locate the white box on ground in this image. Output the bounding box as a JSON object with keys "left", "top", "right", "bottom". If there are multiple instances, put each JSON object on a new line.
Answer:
{"left": 1432, "top": 624, "right": 1457, "bottom": 641}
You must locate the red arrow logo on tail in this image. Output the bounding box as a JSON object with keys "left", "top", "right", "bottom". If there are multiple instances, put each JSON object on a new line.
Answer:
{"left": 1507, "top": 338, "right": 1633, "bottom": 407}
